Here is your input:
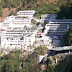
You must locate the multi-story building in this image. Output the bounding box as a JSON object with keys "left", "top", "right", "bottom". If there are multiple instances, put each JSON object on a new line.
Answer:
{"left": 40, "top": 14, "right": 57, "bottom": 24}
{"left": 17, "top": 10, "right": 35, "bottom": 17}
{"left": 44, "top": 19, "right": 71, "bottom": 36}
{"left": 1, "top": 28, "right": 37, "bottom": 49}
{"left": 0, "top": 10, "right": 37, "bottom": 49}
{"left": 2, "top": 15, "right": 33, "bottom": 28}
{"left": 1, "top": 11, "right": 72, "bottom": 49}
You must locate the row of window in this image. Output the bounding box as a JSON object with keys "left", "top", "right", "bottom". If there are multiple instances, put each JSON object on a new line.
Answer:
{"left": 7, "top": 31, "right": 26, "bottom": 32}
{"left": 10, "top": 44, "right": 20, "bottom": 45}
{"left": 3, "top": 23, "right": 9, "bottom": 24}
{"left": 8, "top": 41, "right": 24, "bottom": 42}
{"left": 50, "top": 23, "right": 71, "bottom": 24}
{"left": 48, "top": 33, "right": 65, "bottom": 35}
{"left": 50, "top": 26, "right": 67, "bottom": 28}
{"left": 52, "top": 21, "right": 72, "bottom": 22}
{"left": 17, "top": 14, "right": 33, "bottom": 15}
{"left": 7, "top": 31, "right": 33, "bottom": 32}
{"left": 13, "top": 21, "right": 30, "bottom": 22}
{"left": 5, "top": 33, "right": 22, "bottom": 34}
{"left": 13, "top": 23, "right": 30, "bottom": 24}
{"left": 48, "top": 30, "right": 65, "bottom": 31}
{"left": 47, "top": 25, "right": 67, "bottom": 27}
{"left": 15, "top": 18, "right": 28, "bottom": 20}
{"left": 40, "top": 45, "right": 50, "bottom": 46}
{"left": 19, "top": 12, "right": 33, "bottom": 13}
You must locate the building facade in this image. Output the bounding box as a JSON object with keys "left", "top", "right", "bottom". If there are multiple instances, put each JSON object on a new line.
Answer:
{"left": 2, "top": 15, "right": 33, "bottom": 28}
{"left": 40, "top": 14, "right": 57, "bottom": 24}
{"left": 44, "top": 19, "right": 71, "bottom": 36}
{"left": 17, "top": 10, "right": 35, "bottom": 17}
{"left": 1, "top": 28, "right": 37, "bottom": 49}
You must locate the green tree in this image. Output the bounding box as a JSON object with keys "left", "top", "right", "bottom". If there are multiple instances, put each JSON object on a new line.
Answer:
{"left": 44, "top": 20, "right": 47, "bottom": 25}
{"left": 34, "top": 46, "right": 47, "bottom": 55}
{"left": 36, "top": 22, "right": 40, "bottom": 26}
{"left": 0, "top": 0, "right": 20, "bottom": 8}
{"left": 1, "top": 51, "right": 21, "bottom": 72}
{"left": 64, "top": 26, "right": 72, "bottom": 45}
{"left": 2, "top": 59, "right": 15, "bottom": 72}
{"left": 31, "top": 19, "right": 37, "bottom": 24}
{"left": 22, "top": 54, "right": 40, "bottom": 72}
{"left": 68, "top": 0, "right": 72, "bottom": 3}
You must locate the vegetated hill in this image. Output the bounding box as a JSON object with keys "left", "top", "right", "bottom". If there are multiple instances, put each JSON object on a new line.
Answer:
{"left": 64, "top": 26, "right": 72, "bottom": 46}
{"left": 45, "top": 54, "right": 72, "bottom": 72}
{"left": 0, "top": 8, "right": 16, "bottom": 22}
{"left": 55, "top": 55, "right": 72, "bottom": 72}
{"left": 0, "top": 49, "right": 72, "bottom": 72}
{"left": 0, "top": 0, "right": 72, "bottom": 22}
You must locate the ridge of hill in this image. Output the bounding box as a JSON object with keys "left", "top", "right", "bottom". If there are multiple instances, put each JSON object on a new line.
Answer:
{"left": 0, "top": 0, "right": 72, "bottom": 22}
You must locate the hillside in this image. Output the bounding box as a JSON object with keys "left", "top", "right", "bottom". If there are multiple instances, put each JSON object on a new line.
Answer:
{"left": 46, "top": 54, "right": 72, "bottom": 72}
{"left": 0, "top": 0, "right": 72, "bottom": 22}
{"left": 0, "top": 50, "right": 72, "bottom": 72}
{"left": 0, "top": 8, "right": 16, "bottom": 22}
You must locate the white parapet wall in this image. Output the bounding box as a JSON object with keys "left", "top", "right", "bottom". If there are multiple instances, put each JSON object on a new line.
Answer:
{"left": 38, "top": 55, "right": 45, "bottom": 63}
{"left": 17, "top": 10, "right": 35, "bottom": 17}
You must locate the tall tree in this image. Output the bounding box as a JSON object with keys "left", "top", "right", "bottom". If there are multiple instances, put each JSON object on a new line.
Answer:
{"left": 64, "top": 26, "right": 72, "bottom": 46}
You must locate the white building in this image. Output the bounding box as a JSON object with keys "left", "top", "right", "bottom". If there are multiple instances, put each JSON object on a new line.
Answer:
{"left": 40, "top": 14, "right": 57, "bottom": 24}
{"left": 34, "top": 34, "right": 53, "bottom": 48}
{"left": 2, "top": 15, "right": 33, "bottom": 28}
{"left": 44, "top": 19, "right": 70, "bottom": 36}
{"left": 0, "top": 10, "right": 37, "bottom": 50}
{"left": 52, "top": 36, "right": 61, "bottom": 47}
{"left": 41, "top": 35, "right": 52, "bottom": 47}
{"left": 1, "top": 11, "right": 72, "bottom": 49}
{"left": 43, "top": 19, "right": 72, "bottom": 47}
{"left": 1, "top": 28, "right": 37, "bottom": 49}
{"left": 17, "top": 10, "right": 35, "bottom": 17}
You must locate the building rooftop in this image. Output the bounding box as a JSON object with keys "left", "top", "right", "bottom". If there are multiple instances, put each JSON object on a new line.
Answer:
{"left": 26, "top": 28, "right": 37, "bottom": 30}
{"left": 50, "top": 46, "right": 72, "bottom": 51}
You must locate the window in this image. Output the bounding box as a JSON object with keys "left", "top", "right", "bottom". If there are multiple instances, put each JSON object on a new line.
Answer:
{"left": 10, "top": 44, "right": 12, "bottom": 45}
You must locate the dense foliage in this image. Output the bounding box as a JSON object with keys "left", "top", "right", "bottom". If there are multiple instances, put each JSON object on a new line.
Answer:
{"left": 55, "top": 55, "right": 72, "bottom": 72}
{"left": 0, "top": 0, "right": 20, "bottom": 8}
{"left": 0, "top": 51, "right": 40, "bottom": 72}
{"left": 0, "top": 50, "right": 72, "bottom": 72}
{"left": 31, "top": 19, "right": 37, "bottom": 24}
{"left": 34, "top": 46, "right": 47, "bottom": 55}
{"left": 0, "top": 0, "right": 72, "bottom": 18}
{"left": 64, "top": 26, "right": 72, "bottom": 46}
{"left": 0, "top": 51, "right": 21, "bottom": 72}
{"left": 46, "top": 55, "right": 72, "bottom": 72}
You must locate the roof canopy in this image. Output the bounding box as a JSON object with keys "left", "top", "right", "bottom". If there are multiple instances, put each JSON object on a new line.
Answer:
{"left": 50, "top": 46, "right": 72, "bottom": 51}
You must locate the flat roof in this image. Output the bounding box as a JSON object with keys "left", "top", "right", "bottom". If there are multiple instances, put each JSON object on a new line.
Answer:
{"left": 26, "top": 28, "right": 37, "bottom": 30}
{"left": 50, "top": 46, "right": 72, "bottom": 51}
{"left": 18, "top": 10, "right": 35, "bottom": 12}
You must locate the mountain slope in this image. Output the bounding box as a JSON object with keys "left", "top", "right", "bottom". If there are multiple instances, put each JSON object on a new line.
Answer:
{"left": 0, "top": 0, "right": 72, "bottom": 22}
